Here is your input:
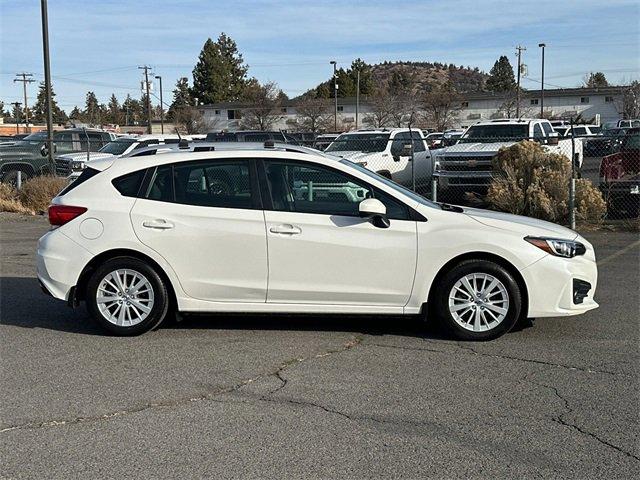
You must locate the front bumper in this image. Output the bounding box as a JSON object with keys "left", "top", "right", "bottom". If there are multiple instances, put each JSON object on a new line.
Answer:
{"left": 520, "top": 249, "right": 598, "bottom": 317}
{"left": 37, "top": 229, "right": 93, "bottom": 301}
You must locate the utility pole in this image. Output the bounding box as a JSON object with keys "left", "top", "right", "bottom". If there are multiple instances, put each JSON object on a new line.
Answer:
{"left": 538, "top": 43, "right": 546, "bottom": 118}
{"left": 139, "top": 65, "right": 153, "bottom": 134}
{"left": 515, "top": 45, "right": 526, "bottom": 118}
{"left": 356, "top": 69, "right": 360, "bottom": 130}
{"left": 14, "top": 72, "right": 35, "bottom": 132}
{"left": 11, "top": 102, "right": 21, "bottom": 134}
{"left": 330, "top": 60, "right": 337, "bottom": 132}
{"left": 40, "top": 0, "right": 55, "bottom": 173}
{"left": 155, "top": 75, "right": 164, "bottom": 134}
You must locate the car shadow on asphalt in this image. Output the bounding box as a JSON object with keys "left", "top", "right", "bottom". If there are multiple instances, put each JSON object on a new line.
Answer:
{"left": 0, "top": 277, "right": 532, "bottom": 339}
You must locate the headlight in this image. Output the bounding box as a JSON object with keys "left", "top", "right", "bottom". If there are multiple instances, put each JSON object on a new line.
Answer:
{"left": 70, "top": 161, "right": 85, "bottom": 171}
{"left": 525, "top": 236, "right": 586, "bottom": 258}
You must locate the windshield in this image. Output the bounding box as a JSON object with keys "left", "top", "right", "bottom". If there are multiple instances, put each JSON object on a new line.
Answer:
{"left": 460, "top": 124, "right": 529, "bottom": 142}
{"left": 326, "top": 133, "right": 390, "bottom": 153}
{"left": 339, "top": 159, "right": 439, "bottom": 209}
{"left": 99, "top": 138, "right": 136, "bottom": 155}
{"left": 22, "top": 132, "right": 47, "bottom": 142}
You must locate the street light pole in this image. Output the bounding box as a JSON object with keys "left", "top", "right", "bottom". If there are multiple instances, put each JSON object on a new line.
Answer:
{"left": 155, "top": 75, "right": 164, "bottom": 134}
{"left": 356, "top": 69, "right": 360, "bottom": 130}
{"left": 539, "top": 43, "right": 546, "bottom": 118}
{"left": 40, "top": 0, "right": 55, "bottom": 174}
{"left": 330, "top": 60, "right": 337, "bottom": 132}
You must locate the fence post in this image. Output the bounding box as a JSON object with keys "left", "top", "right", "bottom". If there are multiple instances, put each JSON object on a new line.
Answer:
{"left": 17, "top": 170, "right": 22, "bottom": 190}
{"left": 569, "top": 118, "right": 576, "bottom": 230}
{"left": 431, "top": 178, "right": 437, "bottom": 202}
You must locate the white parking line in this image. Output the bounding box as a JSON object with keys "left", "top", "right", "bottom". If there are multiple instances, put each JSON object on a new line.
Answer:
{"left": 598, "top": 239, "right": 640, "bottom": 266}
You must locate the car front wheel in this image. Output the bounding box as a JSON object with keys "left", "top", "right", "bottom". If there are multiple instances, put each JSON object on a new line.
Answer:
{"left": 434, "top": 260, "right": 522, "bottom": 341}
{"left": 86, "top": 257, "right": 169, "bottom": 336}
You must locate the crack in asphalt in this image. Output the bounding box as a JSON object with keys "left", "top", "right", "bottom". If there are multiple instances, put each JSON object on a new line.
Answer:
{"left": 0, "top": 336, "right": 363, "bottom": 434}
{"left": 534, "top": 381, "right": 640, "bottom": 462}
{"left": 360, "top": 340, "right": 622, "bottom": 376}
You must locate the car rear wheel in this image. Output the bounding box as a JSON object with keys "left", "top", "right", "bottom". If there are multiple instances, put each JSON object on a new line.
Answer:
{"left": 86, "top": 257, "right": 169, "bottom": 336}
{"left": 434, "top": 260, "right": 521, "bottom": 341}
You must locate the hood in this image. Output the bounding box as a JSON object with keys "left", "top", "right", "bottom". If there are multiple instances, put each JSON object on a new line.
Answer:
{"left": 328, "top": 150, "right": 383, "bottom": 162}
{"left": 462, "top": 206, "right": 577, "bottom": 239}
{"left": 441, "top": 141, "right": 516, "bottom": 155}
{"left": 0, "top": 142, "right": 35, "bottom": 157}
{"left": 56, "top": 152, "right": 115, "bottom": 163}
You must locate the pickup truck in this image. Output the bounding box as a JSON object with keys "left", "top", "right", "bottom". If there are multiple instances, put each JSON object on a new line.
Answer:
{"left": 599, "top": 128, "right": 639, "bottom": 218}
{"left": 433, "top": 119, "right": 582, "bottom": 194}
{"left": 324, "top": 128, "right": 433, "bottom": 192}
{"left": 0, "top": 129, "right": 113, "bottom": 185}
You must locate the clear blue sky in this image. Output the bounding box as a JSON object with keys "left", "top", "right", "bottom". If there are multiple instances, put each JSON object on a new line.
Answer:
{"left": 1, "top": 0, "right": 638, "bottom": 113}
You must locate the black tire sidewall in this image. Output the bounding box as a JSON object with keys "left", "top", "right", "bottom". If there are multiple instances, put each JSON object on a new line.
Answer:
{"left": 435, "top": 260, "right": 522, "bottom": 341}
{"left": 86, "top": 257, "right": 169, "bottom": 336}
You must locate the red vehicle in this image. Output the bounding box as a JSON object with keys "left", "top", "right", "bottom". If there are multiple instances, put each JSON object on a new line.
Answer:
{"left": 600, "top": 128, "right": 639, "bottom": 218}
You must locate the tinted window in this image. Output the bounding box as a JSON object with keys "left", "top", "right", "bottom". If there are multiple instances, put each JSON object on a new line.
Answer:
{"left": 173, "top": 160, "right": 253, "bottom": 209}
{"left": 411, "top": 132, "right": 426, "bottom": 152}
{"left": 112, "top": 169, "right": 146, "bottom": 197}
{"left": 146, "top": 165, "right": 174, "bottom": 202}
{"left": 134, "top": 139, "right": 160, "bottom": 150}
{"left": 460, "top": 124, "right": 528, "bottom": 142}
{"left": 100, "top": 138, "right": 136, "bottom": 155}
{"left": 573, "top": 127, "right": 587, "bottom": 136}
{"left": 264, "top": 161, "right": 409, "bottom": 220}
{"left": 533, "top": 124, "right": 544, "bottom": 139}
{"left": 325, "top": 133, "right": 390, "bottom": 153}
{"left": 541, "top": 122, "right": 553, "bottom": 136}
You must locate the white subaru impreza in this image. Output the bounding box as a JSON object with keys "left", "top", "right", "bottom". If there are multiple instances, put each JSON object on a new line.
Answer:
{"left": 37, "top": 143, "right": 598, "bottom": 340}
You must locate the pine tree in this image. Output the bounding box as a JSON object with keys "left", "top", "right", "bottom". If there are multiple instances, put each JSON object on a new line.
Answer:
{"left": 32, "top": 81, "right": 67, "bottom": 123}
{"left": 191, "top": 33, "right": 250, "bottom": 104}
{"left": 584, "top": 72, "right": 609, "bottom": 88}
{"left": 107, "top": 94, "right": 121, "bottom": 124}
{"left": 350, "top": 58, "right": 374, "bottom": 95}
{"left": 69, "top": 106, "right": 82, "bottom": 121}
{"left": 168, "top": 77, "right": 193, "bottom": 121}
{"left": 84, "top": 91, "right": 100, "bottom": 125}
{"left": 486, "top": 56, "right": 516, "bottom": 93}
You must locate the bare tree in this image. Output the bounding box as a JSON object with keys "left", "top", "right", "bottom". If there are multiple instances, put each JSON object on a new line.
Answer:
{"left": 173, "top": 106, "right": 221, "bottom": 134}
{"left": 364, "top": 89, "right": 394, "bottom": 128}
{"left": 389, "top": 94, "right": 421, "bottom": 127}
{"left": 239, "top": 81, "right": 284, "bottom": 131}
{"left": 615, "top": 81, "right": 640, "bottom": 119}
{"left": 421, "top": 83, "right": 462, "bottom": 131}
{"left": 496, "top": 89, "right": 533, "bottom": 119}
{"left": 294, "top": 96, "right": 333, "bottom": 133}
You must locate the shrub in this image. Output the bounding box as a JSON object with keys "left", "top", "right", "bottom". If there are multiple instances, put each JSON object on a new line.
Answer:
{"left": 486, "top": 141, "right": 605, "bottom": 225}
{"left": 0, "top": 182, "right": 32, "bottom": 214}
{"left": 17, "top": 176, "right": 68, "bottom": 214}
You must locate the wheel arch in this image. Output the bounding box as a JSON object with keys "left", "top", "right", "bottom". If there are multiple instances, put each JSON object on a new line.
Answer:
{"left": 74, "top": 248, "right": 178, "bottom": 309}
{"left": 0, "top": 162, "right": 37, "bottom": 176}
{"left": 424, "top": 251, "right": 529, "bottom": 321}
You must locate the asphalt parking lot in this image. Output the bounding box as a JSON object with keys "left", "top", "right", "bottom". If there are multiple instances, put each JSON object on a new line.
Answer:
{"left": 1, "top": 213, "right": 638, "bottom": 479}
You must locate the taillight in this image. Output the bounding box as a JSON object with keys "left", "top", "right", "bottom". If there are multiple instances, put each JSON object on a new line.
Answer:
{"left": 48, "top": 205, "right": 87, "bottom": 226}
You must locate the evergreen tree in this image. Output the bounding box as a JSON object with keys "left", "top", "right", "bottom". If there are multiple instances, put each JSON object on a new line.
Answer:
{"left": 69, "top": 106, "right": 82, "bottom": 121}
{"left": 32, "top": 81, "right": 67, "bottom": 123}
{"left": 84, "top": 91, "right": 101, "bottom": 124}
{"left": 350, "top": 58, "right": 374, "bottom": 95}
{"left": 584, "top": 72, "right": 609, "bottom": 88}
{"left": 486, "top": 56, "right": 516, "bottom": 93}
{"left": 191, "top": 33, "right": 250, "bottom": 104}
{"left": 107, "top": 94, "right": 121, "bottom": 124}
{"left": 168, "top": 77, "right": 193, "bottom": 121}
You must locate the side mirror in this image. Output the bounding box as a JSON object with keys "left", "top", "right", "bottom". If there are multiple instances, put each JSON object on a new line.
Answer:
{"left": 40, "top": 144, "right": 48, "bottom": 157}
{"left": 547, "top": 132, "right": 559, "bottom": 145}
{"left": 359, "top": 198, "right": 390, "bottom": 228}
{"left": 402, "top": 143, "right": 413, "bottom": 157}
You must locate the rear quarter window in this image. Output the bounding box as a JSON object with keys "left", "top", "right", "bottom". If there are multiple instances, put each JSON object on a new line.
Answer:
{"left": 59, "top": 167, "right": 100, "bottom": 195}
{"left": 112, "top": 169, "right": 147, "bottom": 197}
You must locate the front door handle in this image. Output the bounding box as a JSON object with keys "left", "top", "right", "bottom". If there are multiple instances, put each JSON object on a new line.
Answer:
{"left": 269, "top": 224, "right": 301, "bottom": 235}
{"left": 142, "top": 219, "right": 174, "bottom": 230}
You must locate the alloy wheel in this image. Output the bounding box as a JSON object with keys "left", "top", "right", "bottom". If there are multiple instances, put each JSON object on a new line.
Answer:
{"left": 448, "top": 273, "right": 510, "bottom": 332}
{"left": 96, "top": 269, "right": 155, "bottom": 327}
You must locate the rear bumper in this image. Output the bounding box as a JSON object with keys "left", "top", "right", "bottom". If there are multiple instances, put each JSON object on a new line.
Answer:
{"left": 36, "top": 229, "right": 93, "bottom": 301}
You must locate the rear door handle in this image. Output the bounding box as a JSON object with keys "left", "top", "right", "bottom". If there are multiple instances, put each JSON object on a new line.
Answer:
{"left": 142, "top": 219, "right": 174, "bottom": 230}
{"left": 269, "top": 224, "right": 301, "bottom": 235}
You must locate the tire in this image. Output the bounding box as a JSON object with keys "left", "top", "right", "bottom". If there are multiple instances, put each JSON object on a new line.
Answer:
{"left": 434, "top": 259, "right": 522, "bottom": 341}
{"left": 85, "top": 256, "right": 170, "bottom": 336}
{"left": 1, "top": 169, "right": 31, "bottom": 187}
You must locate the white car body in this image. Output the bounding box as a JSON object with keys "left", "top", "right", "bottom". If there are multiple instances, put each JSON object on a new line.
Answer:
{"left": 325, "top": 129, "right": 433, "bottom": 190}
{"left": 37, "top": 144, "right": 598, "bottom": 339}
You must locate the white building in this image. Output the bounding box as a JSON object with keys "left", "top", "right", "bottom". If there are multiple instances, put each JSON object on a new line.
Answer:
{"left": 201, "top": 86, "right": 627, "bottom": 132}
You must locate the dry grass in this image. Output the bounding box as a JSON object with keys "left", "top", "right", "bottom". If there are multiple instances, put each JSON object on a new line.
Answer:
{"left": 17, "top": 176, "right": 68, "bottom": 214}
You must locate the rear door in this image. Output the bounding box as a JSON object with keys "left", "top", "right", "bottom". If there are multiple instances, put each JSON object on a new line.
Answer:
{"left": 130, "top": 158, "right": 268, "bottom": 303}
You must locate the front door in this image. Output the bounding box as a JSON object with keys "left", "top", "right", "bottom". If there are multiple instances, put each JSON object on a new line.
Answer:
{"left": 130, "top": 159, "right": 268, "bottom": 303}
{"left": 262, "top": 160, "right": 417, "bottom": 306}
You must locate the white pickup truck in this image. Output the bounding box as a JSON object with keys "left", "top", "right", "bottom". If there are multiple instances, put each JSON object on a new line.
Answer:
{"left": 324, "top": 128, "right": 433, "bottom": 192}
{"left": 433, "top": 119, "right": 582, "bottom": 192}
